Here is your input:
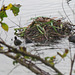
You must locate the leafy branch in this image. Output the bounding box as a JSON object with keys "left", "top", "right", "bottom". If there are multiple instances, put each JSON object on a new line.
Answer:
{"left": 0, "top": 3, "right": 21, "bottom": 31}
{"left": 0, "top": 40, "right": 63, "bottom": 75}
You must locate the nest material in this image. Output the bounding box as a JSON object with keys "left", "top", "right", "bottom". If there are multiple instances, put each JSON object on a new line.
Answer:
{"left": 24, "top": 17, "right": 72, "bottom": 43}
{"left": 14, "top": 17, "right": 72, "bottom": 43}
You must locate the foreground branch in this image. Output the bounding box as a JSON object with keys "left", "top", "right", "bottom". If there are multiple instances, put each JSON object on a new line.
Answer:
{"left": 0, "top": 41, "right": 63, "bottom": 75}
{"left": 70, "top": 54, "right": 75, "bottom": 75}
{"left": 2, "top": 53, "right": 50, "bottom": 75}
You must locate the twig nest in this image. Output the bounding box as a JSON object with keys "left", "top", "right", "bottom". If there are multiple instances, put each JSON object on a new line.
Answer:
{"left": 14, "top": 17, "right": 73, "bottom": 44}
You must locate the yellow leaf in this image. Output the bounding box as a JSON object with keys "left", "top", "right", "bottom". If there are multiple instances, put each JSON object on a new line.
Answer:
{"left": 62, "top": 53, "right": 67, "bottom": 58}
{"left": 5, "top": 3, "right": 12, "bottom": 10}
{"left": 0, "top": 47, "right": 3, "bottom": 50}
{"left": 19, "top": 47, "right": 26, "bottom": 53}
{"left": 49, "top": 62, "right": 54, "bottom": 66}
{"left": 1, "top": 23, "right": 9, "bottom": 31}
{"left": 0, "top": 45, "right": 3, "bottom": 50}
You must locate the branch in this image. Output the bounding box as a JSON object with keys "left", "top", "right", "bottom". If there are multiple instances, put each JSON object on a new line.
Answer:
{"left": 0, "top": 41, "right": 63, "bottom": 75}
{"left": 70, "top": 54, "right": 75, "bottom": 75}
{"left": 62, "top": 0, "right": 72, "bottom": 24}
{"left": 2, "top": 52, "right": 50, "bottom": 75}
{"left": 7, "top": 65, "right": 19, "bottom": 75}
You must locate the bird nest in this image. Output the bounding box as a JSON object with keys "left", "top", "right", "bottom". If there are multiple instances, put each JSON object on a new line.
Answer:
{"left": 14, "top": 17, "right": 72, "bottom": 43}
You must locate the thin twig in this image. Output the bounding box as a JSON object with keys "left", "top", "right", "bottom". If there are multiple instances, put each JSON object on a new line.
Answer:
{"left": 8, "top": 18, "right": 21, "bottom": 28}
{"left": 62, "top": 0, "right": 72, "bottom": 24}
{"left": 67, "top": 1, "right": 75, "bottom": 24}
{"left": 70, "top": 54, "right": 75, "bottom": 75}
{"left": 69, "top": 42, "right": 72, "bottom": 61}
{"left": 7, "top": 65, "right": 19, "bottom": 75}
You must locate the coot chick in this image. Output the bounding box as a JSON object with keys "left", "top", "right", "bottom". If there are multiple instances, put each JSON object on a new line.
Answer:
{"left": 68, "top": 35, "right": 75, "bottom": 43}
{"left": 14, "top": 36, "right": 22, "bottom": 46}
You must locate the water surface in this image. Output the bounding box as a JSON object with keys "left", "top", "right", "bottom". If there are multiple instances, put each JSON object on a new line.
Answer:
{"left": 0, "top": 0, "right": 75, "bottom": 75}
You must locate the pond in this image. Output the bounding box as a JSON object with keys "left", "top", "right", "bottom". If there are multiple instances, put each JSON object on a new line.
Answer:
{"left": 0, "top": 0, "right": 75, "bottom": 75}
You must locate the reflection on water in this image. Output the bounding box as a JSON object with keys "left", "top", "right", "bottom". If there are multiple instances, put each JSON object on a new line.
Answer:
{"left": 0, "top": 0, "right": 75, "bottom": 75}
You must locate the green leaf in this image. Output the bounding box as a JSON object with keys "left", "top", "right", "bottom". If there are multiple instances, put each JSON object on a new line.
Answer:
{"left": 45, "top": 57, "right": 50, "bottom": 61}
{"left": 58, "top": 73, "right": 62, "bottom": 75}
{"left": 62, "top": 49, "right": 69, "bottom": 58}
{"left": 57, "top": 49, "right": 69, "bottom": 58}
{"left": 13, "top": 60, "right": 18, "bottom": 65}
{"left": 62, "top": 53, "right": 67, "bottom": 58}
{"left": 10, "top": 5, "right": 20, "bottom": 16}
{"left": 24, "top": 56, "right": 30, "bottom": 59}
{"left": 0, "top": 11, "right": 7, "bottom": 21}
{"left": 45, "top": 56, "right": 56, "bottom": 66}
{"left": 1, "top": 23, "right": 9, "bottom": 31}
{"left": 50, "top": 56, "right": 56, "bottom": 60}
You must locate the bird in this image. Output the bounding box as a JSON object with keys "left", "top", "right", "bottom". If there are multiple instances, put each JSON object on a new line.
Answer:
{"left": 14, "top": 36, "right": 22, "bottom": 46}
{"left": 68, "top": 35, "right": 75, "bottom": 43}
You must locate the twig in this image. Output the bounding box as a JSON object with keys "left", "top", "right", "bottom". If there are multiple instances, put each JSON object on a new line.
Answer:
{"left": 67, "top": 1, "right": 75, "bottom": 24}
{"left": 58, "top": 11, "right": 66, "bottom": 20}
{"left": 70, "top": 54, "right": 75, "bottom": 75}
{"left": 8, "top": 18, "right": 21, "bottom": 28}
{"left": 69, "top": 42, "right": 72, "bottom": 61}
{"left": 0, "top": 41, "right": 63, "bottom": 75}
{"left": 62, "top": 0, "right": 72, "bottom": 24}
{"left": 62, "top": 0, "right": 75, "bottom": 34}
{"left": 36, "top": 47, "right": 64, "bottom": 51}
{"left": 7, "top": 65, "right": 19, "bottom": 75}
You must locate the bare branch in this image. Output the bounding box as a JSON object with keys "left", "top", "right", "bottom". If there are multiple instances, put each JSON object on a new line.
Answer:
{"left": 7, "top": 65, "right": 19, "bottom": 75}
{"left": 62, "top": 0, "right": 72, "bottom": 24}
{"left": 70, "top": 54, "right": 75, "bottom": 75}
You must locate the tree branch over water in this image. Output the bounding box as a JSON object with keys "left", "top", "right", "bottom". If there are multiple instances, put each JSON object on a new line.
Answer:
{"left": 0, "top": 41, "right": 63, "bottom": 75}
